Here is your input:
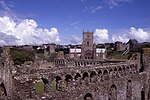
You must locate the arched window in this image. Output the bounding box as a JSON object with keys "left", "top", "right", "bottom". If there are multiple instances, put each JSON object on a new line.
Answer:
{"left": 118, "top": 67, "right": 122, "bottom": 72}
{"left": 74, "top": 73, "right": 81, "bottom": 80}
{"left": 109, "top": 69, "right": 113, "bottom": 74}
{"left": 84, "top": 93, "right": 93, "bottom": 100}
{"left": 55, "top": 75, "right": 62, "bottom": 90}
{"left": 90, "top": 71, "right": 97, "bottom": 78}
{"left": 87, "top": 41, "right": 89, "bottom": 47}
{"left": 109, "top": 84, "right": 117, "bottom": 100}
{"left": 126, "top": 80, "right": 132, "bottom": 100}
{"left": 103, "top": 70, "right": 108, "bottom": 75}
{"left": 55, "top": 75, "right": 62, "bottom": 82}
{"left": 41, "top": 78, "right": 49, "bottom": 85}
{"left": 83, "top": 72, "right": 89, "bottom": 80}
{"left": 98, "top": 70, "right": 102, "bottom": 75}
{"left": 65, "top": 74, "right": 73, "bottom": 82}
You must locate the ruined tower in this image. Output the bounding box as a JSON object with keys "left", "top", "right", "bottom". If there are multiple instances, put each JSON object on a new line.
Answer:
{"left": 81, "top": 31, "right": 96, "bottom": 59}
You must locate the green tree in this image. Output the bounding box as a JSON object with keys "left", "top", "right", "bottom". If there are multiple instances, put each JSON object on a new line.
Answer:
{"left": 10, "top": 48, "right": 35, "bottom": 65}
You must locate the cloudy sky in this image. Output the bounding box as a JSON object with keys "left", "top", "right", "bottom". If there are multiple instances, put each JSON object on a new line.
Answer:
{"left": 0, "top": 0, "right": 150, "bottom": 45}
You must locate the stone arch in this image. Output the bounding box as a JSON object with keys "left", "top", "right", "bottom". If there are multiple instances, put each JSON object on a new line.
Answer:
{"left": 87, "top": 62, "right": 89, "bottom": 65}
{"left": 118, "top": 67, "right": 122, "bottom": 72}
{"left": 103, "top": 69, "right": 109, "bottom": 80}
{"left": 55, "top": 75, "right": 62, "bottom": 82}
{"left": 126, "top": 80, "right": 132, "bottom": 100}
{"left": 109, "top": 69, "right": 113, "bottom": 78}
{"left": 0, "top": 82, "right": 7, "bottom": 96}
{"left": 65, "top": 74, "right": 73, "bottom": 82}
{"left": 84, "top": 93, "right": 93, "bottom": 100}
{"left": 109, "top": 84, "right": 117, "bottom": 100}
{"left": 98, "top": 70, "right": 102, "bottom": 75}
{"left": 81, "top": 62, "right": 83, "bottom": 66}
{"left": 103, "top": 69, "right": 108, "bottom": 75}
{"left": 90, "top": 71, "right": 97, "bottom": 78}
{"left": 55, "top": 75, "right": 62, "bottom": 90}
{"left": 123, "top": 66, "right": 126, "bottom": 70}
{"left": 114, "top": 67, "right": 117, "bottom": 72}
{"left": 83, "top": 72, "right": 89, "bottom": 80}
{"left": 84, "top": 62, "right": 86, "bottom": 66}
{"left": 75, "top": 62, "right": 77, "bottom": 66}
{"left": 127, "top": 66, "right": 130, "bottom": 70}
{"left": 74, "top": 73, "right": 81, "bottom": 80}
{"left": 41, "top": 77, "right": 49, "bottom": 85}
{"left": 109, "top": 69, "right": 113, "bottom": 74}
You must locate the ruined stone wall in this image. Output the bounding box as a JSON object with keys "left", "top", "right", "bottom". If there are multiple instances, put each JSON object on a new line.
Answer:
{"left": 12, "top": 60, "right": 145, "bottom": 100}
{"left": 0, "top": 47, "right": 13, "bottom": 99}
{"left": 0, "top": 47, "right": 150, "bottom": 100}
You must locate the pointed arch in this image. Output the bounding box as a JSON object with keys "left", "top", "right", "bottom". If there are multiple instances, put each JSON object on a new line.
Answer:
{"left": 55, "top": 75, "right": 62, "bottom": 82}
{"left": 90, "top": 71, "right": 97, "bottom": 78}
{"left": 98, "top": 70, "right": 102, "bottom": 75}
{"left": 109, "top": 84, "right": 117, "bottom": 100}
{"left": 41, "top": 77, "right": 49, "bottom": 85}
{"left": 83, "top": 72, "right": 89, "bottom": 80}
{"left": 74, "top": 73, "right": 81, "bottom": 80}
{"left": 65, "top": 74, "right": 73, "bottom": 82}
{"left": 84, "top": 93, "right": 93, "bottom": 100}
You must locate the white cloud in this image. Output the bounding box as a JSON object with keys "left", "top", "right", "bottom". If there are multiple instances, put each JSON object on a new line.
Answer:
{"left": 94, "top": 28, "right": 109, "bottom": 43}
{"left": 0, "top": 16, "right": 60, "bottom": 45}
{"left": 111, "top": 27, "right": 150, "bottom": 43}
{"left": 112, "top": 34, "right": 129, "bottom": 43}
{"left": 129, "top": 27, "right": 149, "bottom": 42}
{"left": 106, "top": 0, "right": 132, "bottom": 8}
{"left": 90, "top": 6, "right": 102, "bottom": 13}
{"left": 70, "top": 35, "right": 81, "bottom": 44}
{"left": 82, "top": 5, "right": 102, "bottom": 14}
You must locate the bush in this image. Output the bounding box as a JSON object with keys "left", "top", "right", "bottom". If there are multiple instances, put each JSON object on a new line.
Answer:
{"left": 10, "top": 48, "right": 35, "bottom": 65}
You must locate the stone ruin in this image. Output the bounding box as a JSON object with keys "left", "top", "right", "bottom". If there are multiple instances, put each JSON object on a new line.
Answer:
{"left": 0, "top": 47, "right": 150, "bottom": 100}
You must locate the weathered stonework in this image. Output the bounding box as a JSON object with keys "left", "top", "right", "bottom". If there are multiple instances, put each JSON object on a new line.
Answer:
{"left": 0, "top": 47, "right": 150, "bottom": 100}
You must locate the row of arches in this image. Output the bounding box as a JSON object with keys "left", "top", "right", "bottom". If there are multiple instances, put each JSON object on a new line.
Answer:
{"left": 74, "top": 61, "right": 100, "bottom": 66}
{"left": 55, "top": 59, "right": 66, "bottom": 66}
{"left": 55, "top": 64, "right": 138, "bottom": 83}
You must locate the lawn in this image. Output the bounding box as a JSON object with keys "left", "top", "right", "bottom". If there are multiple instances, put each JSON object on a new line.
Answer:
{"left": 35, "top": 81, "right": 44, "bottom": 94}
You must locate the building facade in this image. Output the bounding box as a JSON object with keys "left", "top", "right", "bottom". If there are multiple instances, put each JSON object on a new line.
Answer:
{"left": 70, "top": 31, "right": 107, "bottom": 60}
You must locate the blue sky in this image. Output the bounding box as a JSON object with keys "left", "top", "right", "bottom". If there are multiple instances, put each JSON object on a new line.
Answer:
{"left": 0, "top": 0, "right": 150, "bottom": 45}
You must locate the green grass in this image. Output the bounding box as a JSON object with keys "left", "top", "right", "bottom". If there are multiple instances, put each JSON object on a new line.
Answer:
{"left": 35, "top": 81, "right": 44, "bottom": 94}
{"left": 107, "top": 51, "right": 131, "bottom": 60}
{"left": 52, "top": 79, "right": 56, "bottom": 92}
